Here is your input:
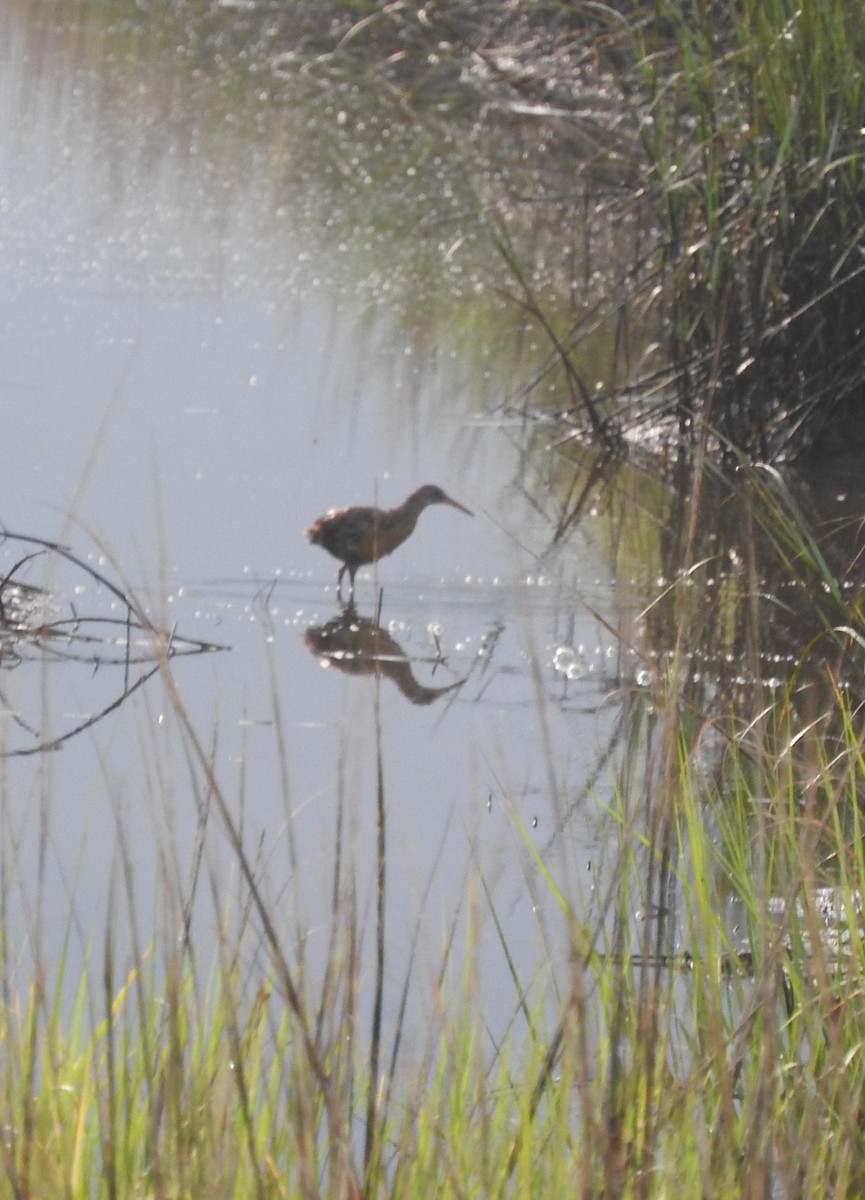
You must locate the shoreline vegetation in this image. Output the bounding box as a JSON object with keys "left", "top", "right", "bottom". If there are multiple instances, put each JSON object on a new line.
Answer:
{"left": 6, "top": 2, "right": 865, "bottom": 1196}
{"left": 229, "top": 0, "right": 865, "bottom": 462}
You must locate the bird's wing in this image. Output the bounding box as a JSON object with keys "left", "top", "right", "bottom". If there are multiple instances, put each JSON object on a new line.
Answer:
{"left": 337, "top": 509, "right": 379, "bottom": 558}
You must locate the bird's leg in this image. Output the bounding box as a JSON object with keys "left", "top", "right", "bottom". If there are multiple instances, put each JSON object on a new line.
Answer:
{"left": 336, "top": 564, "right": 347, "bottom": 602}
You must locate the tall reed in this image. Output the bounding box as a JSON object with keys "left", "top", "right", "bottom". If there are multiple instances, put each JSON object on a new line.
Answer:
{"left": 632, "top": 0, "right": 865, "bottom": 456}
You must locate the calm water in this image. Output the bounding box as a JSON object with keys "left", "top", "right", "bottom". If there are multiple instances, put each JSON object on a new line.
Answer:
{"left": 0, "top": 4, "right": 677, "bottom": 1031}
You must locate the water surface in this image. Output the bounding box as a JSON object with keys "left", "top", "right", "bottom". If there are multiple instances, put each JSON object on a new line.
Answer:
{"left": 0, "top": 4, "right": 638, "bottom": 1034}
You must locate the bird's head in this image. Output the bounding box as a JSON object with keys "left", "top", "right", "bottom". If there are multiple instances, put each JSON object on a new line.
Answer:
{"left": 413, "top": 484, "right": 474, "bottom": 516}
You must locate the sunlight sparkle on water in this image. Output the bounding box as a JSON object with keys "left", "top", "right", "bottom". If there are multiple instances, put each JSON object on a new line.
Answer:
{"left": 553, "top": 645, "right": 589, "bottom": 681}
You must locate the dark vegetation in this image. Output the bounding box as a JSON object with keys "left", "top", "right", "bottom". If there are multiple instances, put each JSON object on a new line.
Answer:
{"left": 184, "top": 0, "right": 865, "bottom": 462}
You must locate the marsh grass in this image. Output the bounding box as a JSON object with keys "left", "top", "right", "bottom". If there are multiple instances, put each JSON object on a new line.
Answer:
{"left": 412, "top": 0, "right": 865, "bottom": 458}
{"left": 618, "top": 0, "right": 865, "bottom": 457}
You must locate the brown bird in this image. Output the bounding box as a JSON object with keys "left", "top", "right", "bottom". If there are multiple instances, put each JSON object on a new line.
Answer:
{"left": 306, "top": 484, "right": 474, "bottom": 600}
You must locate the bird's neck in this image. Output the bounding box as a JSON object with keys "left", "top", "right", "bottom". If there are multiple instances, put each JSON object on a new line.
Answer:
{"left": 397, "top": 490, "right": 430, "bottom": 521}
{"left": 383, "top": 497, "right": 422, "bottom": 534}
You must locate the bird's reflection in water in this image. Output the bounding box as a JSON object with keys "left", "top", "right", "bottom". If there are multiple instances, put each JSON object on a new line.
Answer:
{"left": 304, "top": 605, "right": 464, "bottom": 705}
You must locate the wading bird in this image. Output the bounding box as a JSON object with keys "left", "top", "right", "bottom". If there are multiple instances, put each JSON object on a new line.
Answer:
{"left": 306, "top": 484, "right": 474, "bottom": 601}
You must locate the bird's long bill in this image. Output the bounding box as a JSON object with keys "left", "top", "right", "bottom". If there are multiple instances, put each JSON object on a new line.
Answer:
{"left": 442, "top": 494, "right": 474, "bottom": 517}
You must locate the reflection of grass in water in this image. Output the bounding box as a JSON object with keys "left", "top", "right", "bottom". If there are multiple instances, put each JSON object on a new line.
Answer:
{"left": 22, "top": 0, "right": 654, "bottom": 417}
{"left": 5, "top": 501, "right": 865, "bottom": 1195}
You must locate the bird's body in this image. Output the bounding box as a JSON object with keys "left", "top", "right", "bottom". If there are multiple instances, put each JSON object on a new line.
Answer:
{"left": 306, "top": 484, "right": 473, "bottom": 599}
